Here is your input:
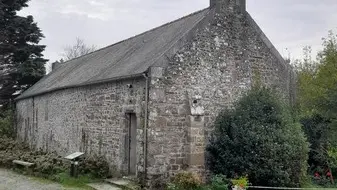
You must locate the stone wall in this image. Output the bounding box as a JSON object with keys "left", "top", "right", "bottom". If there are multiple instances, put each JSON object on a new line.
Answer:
{"left": 15, "top": 1, "right": 295, "bottom": 187}
{"left": 16, "top": 78, "right": 146, "bottom": 175}
{"left": 146, "top": 0, "right": 294, "bottom": 185}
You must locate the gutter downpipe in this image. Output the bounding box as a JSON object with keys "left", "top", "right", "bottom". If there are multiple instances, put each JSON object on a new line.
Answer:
{"left": 142, "top": 72, "right": 149, "bottom": 186}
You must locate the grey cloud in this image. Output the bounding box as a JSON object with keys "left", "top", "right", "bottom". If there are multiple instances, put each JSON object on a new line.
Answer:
{"left": 19, "top": 0, "right": 337, "bottom": 68}
{"left": 248, "top": 0, "right": 337, "bottom": 59}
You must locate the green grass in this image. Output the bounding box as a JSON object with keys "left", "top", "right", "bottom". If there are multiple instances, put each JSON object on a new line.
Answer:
{"left": 50, "top": 172, "right": 98, "bottom": 189}
{"left": 29, "top": 173, "right": 95, "bottom": 189}
{"left": 301, "top": 177, "right": 337, "bottom": 189}
{"left": 30, "top": 176, "right": 54, "bottom": 184}
{"left": 21, "top": 170, "right": 97, "bottom": 190}
{"left": 7, "top": 165, "right": 103, "bottom": 189}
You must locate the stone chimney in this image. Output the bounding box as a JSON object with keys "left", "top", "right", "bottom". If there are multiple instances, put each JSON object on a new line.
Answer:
{"left": 210, "top": 0, "right": 246, "bottom": 13}
{"left": 51, "top": 59, "right": 65, "bottom": 71}
{"left": 51, "top": 61, "right": 61, "bottom": 71}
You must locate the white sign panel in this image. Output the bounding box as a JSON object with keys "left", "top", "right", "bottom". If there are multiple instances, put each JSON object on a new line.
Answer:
{"left": 65, "top": 152, "right": 84, "bottom": 160}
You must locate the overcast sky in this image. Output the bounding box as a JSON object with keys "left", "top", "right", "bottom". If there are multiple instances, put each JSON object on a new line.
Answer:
{"left": 20, "top": 0, "right": 337, "bottom": 71}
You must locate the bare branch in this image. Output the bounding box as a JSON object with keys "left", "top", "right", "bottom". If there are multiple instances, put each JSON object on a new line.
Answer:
{"left": 61, "top": 37, "right": 97, "bottom": 61}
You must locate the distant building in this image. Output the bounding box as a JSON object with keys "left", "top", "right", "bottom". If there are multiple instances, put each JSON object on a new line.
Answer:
{"left": 15, "top": 0, "right": 295, "bottom": 187}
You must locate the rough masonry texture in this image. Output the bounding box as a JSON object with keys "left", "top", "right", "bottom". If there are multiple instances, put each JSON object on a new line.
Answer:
{"left": 16, "top": 0, "right": 296, "bottom": 188}
{"left": 16, "top": 78, "right": 146, "bottom": 174}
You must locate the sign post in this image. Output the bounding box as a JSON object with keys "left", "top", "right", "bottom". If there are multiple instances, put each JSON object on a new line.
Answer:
{"left": 64, "top": 152, "right": 84, "bottom": 177}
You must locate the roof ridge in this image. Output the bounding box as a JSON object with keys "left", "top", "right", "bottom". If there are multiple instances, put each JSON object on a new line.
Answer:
{"left": 59, "top": 7, "right": 210, "bottom": 65}
{"left": 16, "top": 7, "right": 211, "bottom": 101}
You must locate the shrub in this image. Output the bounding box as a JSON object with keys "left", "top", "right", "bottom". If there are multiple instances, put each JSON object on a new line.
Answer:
{"left": 0, "top": 136, "right": 29, "bottom": 151}
{"left": 0, "top": 137, "right": 111, "bottom": 180}
{"left": 208, "top": 174, "right": 229, "bottom": 190}
{"left": 231, "top": 176, "right": 249, "bottom": 189}
{"left": 301, "top": 114, "right": 330, "bottom": 171}
{"left": 0, "top": 137, "right": 29, "bottom": 167}
{"left": 0, "top": 108, "right": 14, "bottom": 137}
{"left": 79, "top": 154, "right": 110, "bottom": 178}
{"left": 207, "top": 87, "right": 309, "bottom": 187}
{"left": 167, "top": 171, "right": 202, "bottom": 190}
{"left": 22, "top": 152, "right": 68, "bottom": 176}
{"left": 0, "top": 138, "right": 68, "bottom": 176}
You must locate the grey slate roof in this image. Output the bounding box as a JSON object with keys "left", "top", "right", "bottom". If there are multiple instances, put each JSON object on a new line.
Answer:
{"left": 17, "top": 8, "right": 209, "bottom": 100}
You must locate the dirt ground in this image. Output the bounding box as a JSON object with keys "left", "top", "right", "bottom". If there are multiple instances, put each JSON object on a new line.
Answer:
{"left": 0, "top": 168, "right": 82, "bottom": 190}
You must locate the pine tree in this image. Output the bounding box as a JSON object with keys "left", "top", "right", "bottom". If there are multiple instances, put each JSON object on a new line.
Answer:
{"left": 0, "top": 0, "right": 47, "bottom": 106}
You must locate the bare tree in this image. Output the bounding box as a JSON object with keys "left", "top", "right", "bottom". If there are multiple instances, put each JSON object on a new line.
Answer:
{"left": 62, "top": 38, "right": 97, "bottom": 61}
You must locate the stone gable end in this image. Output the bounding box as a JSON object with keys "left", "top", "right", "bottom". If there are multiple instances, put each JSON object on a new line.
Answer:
{"left": 146, "top": 0, "right": 295, "bottom": 185}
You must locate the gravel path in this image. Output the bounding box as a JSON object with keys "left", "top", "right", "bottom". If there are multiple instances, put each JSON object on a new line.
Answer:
{"left": 0, "top": 168, "right": 82, "bottom": 190}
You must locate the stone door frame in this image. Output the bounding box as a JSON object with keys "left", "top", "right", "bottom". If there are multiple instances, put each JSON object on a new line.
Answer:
{"left": 125, "top": 112, "right": 137, "bottom": 176}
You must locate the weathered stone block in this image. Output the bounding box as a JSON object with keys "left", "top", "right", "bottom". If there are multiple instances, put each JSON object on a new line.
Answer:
{"left": 155, "top": 117, "right": 167, "bottom": 128}
{"left": 187, "top": 153, "right": 205, "bottom": 166}
{"left": 150, "top": 88, "right": 166, "bottom": 103}
{"left": 150, "top": 67, "right": 164, "bottom": 78}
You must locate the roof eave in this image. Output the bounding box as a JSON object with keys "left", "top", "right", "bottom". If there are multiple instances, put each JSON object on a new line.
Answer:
{"left": 15, "top": 72, "right": 148, "bottom": 102}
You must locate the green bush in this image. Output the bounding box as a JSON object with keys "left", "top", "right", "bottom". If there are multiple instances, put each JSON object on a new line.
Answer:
{"left": 231, "top": 176, "right": 249, "bottom": 189}
{"left": 0, "top": 137, "right": 29, "bottom": 167}
{"left": 0, "top": 108, "right": 14, "bottom": 137}
{"left": 0, "top": 137, "right": 68, "bottom": 176}
{"left": 207, "top": 87, "right": 309, "bottom": 187}
{"left": 301, "top": 115, "right": 330, "bottom": 177}
{"left": 78, "top": 154, "right": 110, "bottom": 178}
{"left": 167, "top": 171, "right": 202, "bottom": 190}
{"left": 22, "top": 151, "right": 68, "bottom": 176}
{"left": 167, "top": 173, "right": 232, "bottom": 190}
{"left": 208, "top": 175, "right": 229, "bottom": 190}
{"left": 0, "top": 137, "right": 111, "bottom": 180}
{"left": 0, "top": 136, "right": 29, "bottom": 151}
